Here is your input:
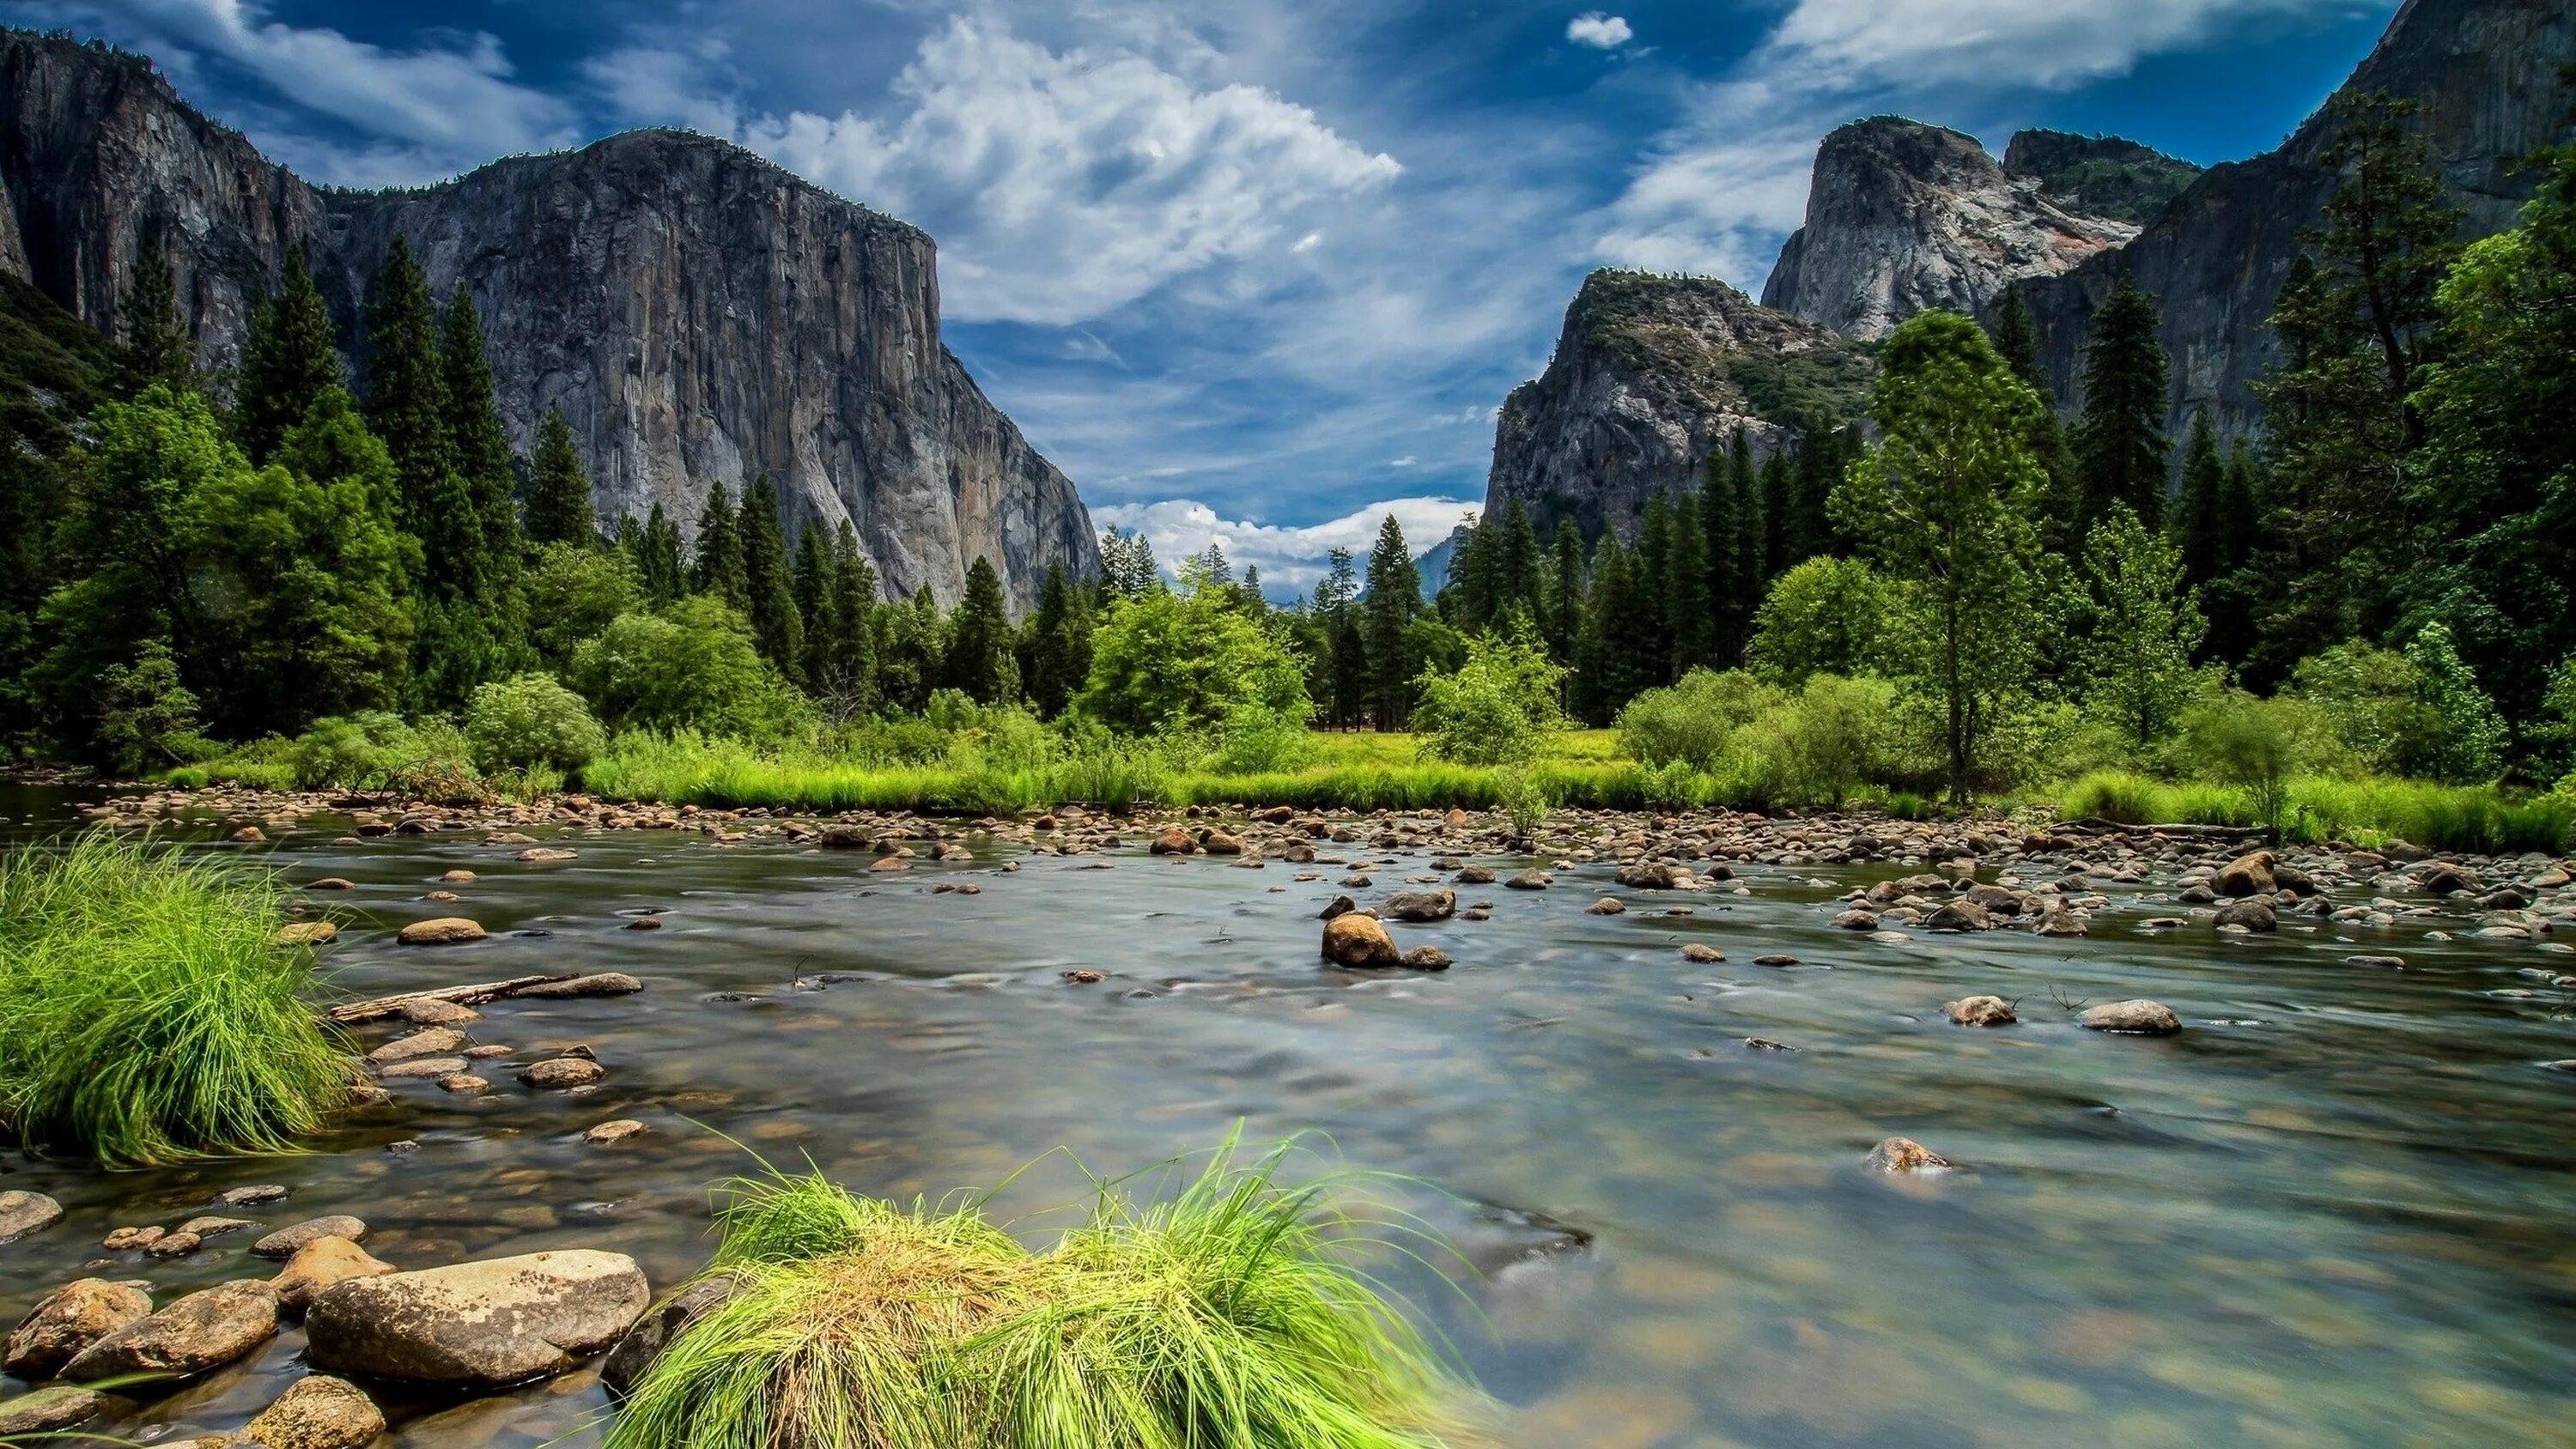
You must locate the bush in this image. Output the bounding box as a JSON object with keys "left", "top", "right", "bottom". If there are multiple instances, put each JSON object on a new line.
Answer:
{"left": 1413, "top": 628, "right": 1566, "bottom": 767}
{"left": 2403, "top": 621, "right": 2507, "bottom": 784}
{"left": 93, "top": 640, "right": 210, "bottom": 776}
{"left": 1615, "top": 669, "right": 1779, "bottom": 772}
{"left": 467, "top": 672, "right": 606, "bottom": 775}
{"left": 2178, "top": 689, "right": 2326, "bottom": 834}
{"left": 570, "top": 597, "right": 810, "bottom": 741}
{"left": 1075, "top": 582, "right": 1312, "bottom": 735}
{"left": 1737, "top": 674, "right": 1899, "bottom": 806}
{"left": 1747, "top": 557, "right": 1899, "bottom": 686}
{"left": 0, "top": 834, "right": 350, "bottom": 1165}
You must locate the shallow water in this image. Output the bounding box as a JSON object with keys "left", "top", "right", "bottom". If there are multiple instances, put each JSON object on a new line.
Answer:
{"left": 3, "top": 785, "right": 2573, "bottom": 1447}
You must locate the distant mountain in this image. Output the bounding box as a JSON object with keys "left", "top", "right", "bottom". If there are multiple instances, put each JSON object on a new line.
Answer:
{"left": 0, "top": 29, "right": 1096, "bottom": 609}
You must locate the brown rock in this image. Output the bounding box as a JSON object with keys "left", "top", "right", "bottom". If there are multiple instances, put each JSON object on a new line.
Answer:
{"left": 584, "top": 1119, "right": 648, "bottom": 1144}
{"left": 368, "top": 1027, "right": 467, "bottom": 1064}
{"left": 2035, "top": 909, "right": 2087, "bottom": 937}
{"left": 398, "top": 917, "right": 486, "bottom": 945}
{"left": 1321, "top": 912, "right": 1401, "bottom": 968}
{"left": 1680, "top": 943, "right": 1724, "bottom": 962}
{"left": 242, "top": 1374, "right": 385, "bottom": 1449}
{"left": 0, "top": 1191, "right": 63, "bottom": 1241}
{"left": 276, "top": 920, "right": 340, "bottom": 947}
{"left": 0, "top": 1385, "right": 104, "bottom": 1436}
{"left": 59, "top": 1279, "right": 278, "bottom": 1381}
{"left": 304, "top": 1250, "right": 650, "bottom": 1387}
{"left": 1383, "top": 888, "right": 1456, "bottom": 922}
{"left": 4, "top": 1279, "right": 154, "bottom": 1379}
{"left": 2215, "top": 851, "right": 2277, "bottom": 897}
{"left": 1400, "top": 946, "right": 1453, "bottom": 971}
{"left": 519, "top": 1058, "right": 606, "bottom": 1088}
{"left": 2081, "top": 999, "right": 2183, "bottom": 1035}
{"left": 1943, "top": 995, "right": 2017, "bottom": 1027}
{"left": 1584, "top": 897, "right": 1625, "bottom": 915}
{"left": 272, "top": 1237, "right": 398, "bottom": 1316}
{"left": 1505, "top": 869, "right": 1551, "bottom": 890}
{"left": 2215, "top": 898, "right": 2277, "bottom": 932}
{"left": 516, "top": 847, "right": 579, "bottom": 863}
{"left": 1149, "top": 826, "right": 1196, "bottom": 856}
{"left": 513, "top": 973, "right": 644, "bottom": 998}
{"left": 379, "top": 1057, "right": 470, "bottom": 1079}
{"left": 1863, "top": 1137, "right": 1954, "bottom": 1174}
{"left": 253, "top": 1216, "right": 368, "bottom": 1259}
{"left": 305, "top": 877, "right": 357, "bottom": 891}
{"left": 1199, "top": 829, "right": 1243, "bottom": 855}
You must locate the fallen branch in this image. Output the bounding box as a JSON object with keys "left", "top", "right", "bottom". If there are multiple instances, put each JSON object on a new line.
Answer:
{"left": 2063, "top": 817, "right": 2269, "bottom": 840}
{"left": 329, "top": 973, "right": 579, "bottom": 1023}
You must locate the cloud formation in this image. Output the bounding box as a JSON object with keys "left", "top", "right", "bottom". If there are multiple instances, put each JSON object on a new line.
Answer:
{"left": 1566, "top": 13, "right": 1633, "bottom": 50}
{"left": 1766, "top": 0, "right": 2342, "bottom": 90}
{"left": 1092, "top": 495, "right": 1479, "bottom": 594}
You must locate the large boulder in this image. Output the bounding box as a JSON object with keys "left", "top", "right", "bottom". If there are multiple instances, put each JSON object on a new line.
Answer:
{"left": 304, "top": 1250, "right": 650, "bottom": 1387}
{"left": 1321, "top": 912, "right": 1401, "bottom": 969}
{"left": 1614, "top": 861, "right": 1676, "bottom": 889}
{"left": 1923, "top": 899, "right": 1994, "bottom": 932}
{"left": 5, "top": 1279, "right": 154, "bottom": 1379}
{"left": 242, "top": 1375, "right": 385, "bottom": 1449}
{"left": 254, "top": 1216, "right": 369, "bottom": 1260}
{"left": 2214, "top": 852, "right": 2276, "bottom": 897}
{"left": 0, "top": 1191, "right": 63, "bottom": 1241}
{"left": 1148, "top": 827, "right": 1196, "bottom": 856}
{"left": 2080, "top": 999, "right": 2183, "bottom": 1035}
{"left": 2215, "top": 898, "right": 2277, "bottom": 932}
{"left": 1382, "top": 888, "right": 1456, "bottom": 922}
{"left": 59, "top": 1280, "right": 278, "bottom": 1381}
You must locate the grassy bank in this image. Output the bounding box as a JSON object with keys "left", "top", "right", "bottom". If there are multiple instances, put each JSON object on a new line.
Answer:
{"left": 2058, "top": 770, "right": 2576, "bottom": 853}
{"left": 611, "top": 1140, "right": 1473, "bottom": 1449}
{"left": 0, "top": 834, "right": 350, "bottom": 1165}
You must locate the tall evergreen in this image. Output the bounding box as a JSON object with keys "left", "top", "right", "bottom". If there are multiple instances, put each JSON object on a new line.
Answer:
{"left": 1990, "top": 282, "right": 2086, "bottom": 554}
{"left": 817, "top": 523, "right": 879, "bottom": 712}
{"left": 793, "top": 521, "right": 834, "bottom": 688}
{"left": 1360, "top": 513, "right": 1422, "bottom": 727}
{"left": 2074, "top": 276, "right": 2173, "bottom": 534}
{"left": 636, "top": 502, "right": 686, "bottom": 605}
{"left": 1494, "top": 497, "right": 1545, "bottom": 625}
{"left": 440, "top": 283, "right": 519, "bottom": 587}
{"left": 1701, "top": 429, "right": 1749, "bottom": 664}
{"left": 365, "top": 237, "right": 477, "bottom": 597}
{"left": 1546, "top": 519, "right": 1586, "bottom": 666}
{"left": 738, "top": 475, "right": 803, "bottom": 681}
{"left": 945, "top": 556, "right": 1016, "bottom": 703}
{"left": 1575, "top": 533, "right": 1656, "bottom": 723}
{"left": 1666, "top": 488, "right": 1711, "bottom": 676}
{"left": 1020, "top": 562, "right": 1093, "bottom": 717}
{"left": 116, "top": 230, "right": 195, "bottom": 397}
{"left": 526, "top": 404, "right": 594, "bottom": 546}
{"left": 690, "top": 482, "right": 748, "bottom": 609}
{"left": 1632, "top": 494, "right": 1675, "bottom": 675}
{"left": 236, "top": 247, "right": 344, "bottom": 464}
{"left": 1757, "top": 451, "right": 1792, "bottom": 584}
{"left": 1788, "top": 421, "right": 1843, "bottom": 562}
{"left": 2172, "top": 409, "right": 2229, "bottom": 586}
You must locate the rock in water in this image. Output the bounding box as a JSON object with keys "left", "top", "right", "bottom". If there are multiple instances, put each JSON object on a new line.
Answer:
{"left": 1383, "top": 888, "right": 1457, "bottom": 922}
{"left": 1943, "top": 996, "right": 2017, "bottom": 1027}
{"left": 2215, "top": 898, "right": 2277, "bottom": 932}
{"left": 398, "top": 917, "right": 486, "bottom": 945}
{"left": 600, "top": 1275, "right": 744, "bottom": 1397}
{"left": 272, "top": 1236, "right": 398, "bottom": 1315}
{"left": 2215, "top": 851, "right": 2277, "bottom": 897}
{"left": 305, "top": 1250, "right": 650, "bottom": 1387}
{"left": 0, "top": 1191, "right": 63, "bottom": 1241}
{"left": 513, "top": 973, "right": 645, "bottom": 999}
{"left": 242, "top": 1375, "right": 386, "bottom": 1449}
{"left": 255, "top": 1216, "right": 370, "bottom": 1259}
{"left": 1862, "top": 1137, "right": 1954, "bottom": 1174}
{"left": 1321, "top": 912, "right": 1401, "bottom": 969}
{"left": 0, "top": 1385, "right": 103, "bottom": 1436}
{"left": 4, "top": 1279, "right": 154, "bottom": 1379}
{"left": 2081, "top": 999, "right": 2183, "bottom": 1036}
{"left": 59, "top": 1280, "right": 278, "bottom": 1381}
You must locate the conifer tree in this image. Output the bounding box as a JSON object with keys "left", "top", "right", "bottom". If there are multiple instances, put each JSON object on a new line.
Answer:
{"left": 1757, "top": 451, "right": 1792, "bottom": 583}
{"left": 236, "top": 246, "right": 343, "bottom": 464}
{"left": 1701, "top": 429, "right": 1749, "bottom": 664}
{"left": 819, "top": 523, "right": 879, "bottom": 715}
{"left": 1633, "top": 494, "right": 1675, "bottom": 674}
{"left": 1020, "top": 562, "right": 1094, "bottom": 717}
{"left": 365, "top": 237, "right": 477, "bottom": 597}
{"left": 1666, "top": 488, "right": 1711, "bottom": 675}
{"left": 793, "top": 521, "right": 833, "bottom": 688}
{"left": 636, "top": 502, "right": 685, "bottom": 605}
{"left": 690, "top": 482, "right": 748, "bottom": 609}
{"left": 440, "top": 283, "right": 519, "bottom": 586}
{"left": 526, "top": 404, "right": 595, "bottom": 546}
{"left": 1990, "top": 283, "right": 2086, "bottom": 554}
{"left": 945, "top": 556, "right": 1016, "bottom": 703}
{"left": 738, "top": 475, "right": 803, "bottom": 681}
{"left": 2074, "top": 276, "right": 2172, "bottom": 534}
{"left": 116, "top": 230, "right": 195, "bottom": 397}
{"left": 2172, "top": 409, "right": 2229, "bottom": 586}
{"left": 1495, "top": 498, "right": 1545, "bottom": 624}
{"left": 1788, "top": 421, "right": 1844, "bottom": 562}
{"left": 1361, "top": 514, "right": 1422, "bottom": 727}
{"left": 1547, "top": 519, "right": 1586, "bottom": 665}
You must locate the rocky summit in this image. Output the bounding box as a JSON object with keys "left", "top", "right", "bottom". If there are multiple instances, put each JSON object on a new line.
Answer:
{"left": 0, "top": 30, "right": 1095, "bottom": 611}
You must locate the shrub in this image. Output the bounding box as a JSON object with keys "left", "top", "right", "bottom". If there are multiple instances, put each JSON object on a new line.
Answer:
{"left": 467, "top": 672, "right": 606, "bottom": 775}
{"left": 93, "top": 640, "right": 210, "bottom": 777}
{"left": 2178, "top": 689, "right": 2324, "bottom": 834}
{"left": 1615, "top": 669, "right": 1779, "bottom": 772}
{"left": 2403, "top": 621, "right": 2507, "bottom": 784}
{"left": 1747, "top": 556, "right": 1898, "bottom": 686}
{"left": 1494, "top": 764, "right": 1549, "bottom": 841}
{"left": 608, "top": 1139, "right": 1471, "bottom": 1449}
{"left": 1738, "top": 673, "right": 1900, "bottom": 805}
{"left": 0, "top": 834, "right": 349, "bottom": 1165}
{"left": 2061, "top": 769, "right": 2166, "bottom": 823}
{"left": 1075, "top": 583, "right": 1312, "bottom": 735}
{"left": 1413, "top": 628, "right": 1566, "bottom": 767}
{"left": 571, "top": 597, "right": 810, "bottom": 741}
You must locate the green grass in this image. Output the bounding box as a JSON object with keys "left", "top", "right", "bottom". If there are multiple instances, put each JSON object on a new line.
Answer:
{"left": 611, "top": 1138, "right": 1475, "bottom": 1449}
{"left": 2056, "top": 770, "right": 2576, "bottom": 852}
{"left": 0, "top": 833, "right": 351, "bottom": 1166}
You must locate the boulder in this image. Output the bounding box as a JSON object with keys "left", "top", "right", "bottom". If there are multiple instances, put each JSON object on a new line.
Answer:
{"left": 1316, "top": 894, "right": 1356, "bottom": 921}
{"left": 1584, "top": 897, "right": 1625, "bottom": 915}
{"left": 1321, "top": 912, "right": 1401, "bottom": 969}
{"left": 1862, "top": 1137, "right": 1953, "bottom": 1174}
{"left": 1923, "top": 899, "right": 1993, "bottom": 931}
{"left": 519, "top": 1058, "right": 606, "bottom": 1089}
{"left": 2421, "top": 864, "right": 2480, "bottom": 895}
{"left": 254, "top": 1216, "right": 368, "bottom": 1259}
{"left": 1504, "top": 869, "right": 1551, "bottom": 890}
{"left": 2215, "top": 898, "right": 2277, "bottom": 932}
{"left": 1831, "top": 908, "right": 1879, "bottom": 931}
{"left": 1383, "top": 888, "right": 1456, "bottom": 922}
{"left": 2215, "top": 851, "right": 2277, "bottom": 896}
{"left": 586, "top": 1119, "right": 649, "bottom": 1144}
{"left": 600, "top": 1275, "right": 743, "bottom": 1397}
{"left": 276, "top": 921, "right": 340, "bottom": 947}
{"left": 2035, "top": 909, "right": 2088, "bottom": 937}
{"left": 242, "top": 1375, "right": 385, "bottom": 1449}
{"left": 398, "top": 917, "right": 486, "bottom": 945}
{"left": 1454, "top": 864, "right": 1496, "bottom": 885}
{"left": 1199, "top": 830, "right": 1243, "bottom": 855}
{"left": 0, "top": 1191, "right": 63, "bottom": 1241}
{"left": 1148, "top": 827, "right": 1196, "bottom": 856}
{"left": 1400, "top": 946, "right": 1453, "bottom": 971}
{"left": 0, "top": 1385, "right": 104, "bottom": 1436}
{"left": 368, "top": 1028, "right": 467, "bottom": 1064}
{"left": 2081, "top": 999, "right": 2183, "bottom": 1035}
{"left": 4, "top": 1279, "right": 154, "bottom": 1379}
{"left": 1943, "top": 995, "right": 2017, "bottom": 1027}
{"left": 1680, "top": 943, "right": 1725, "bottom": 962}
{"left": 59, "top": 1280, "right": 278, "bottom": 1381}
{"left": 273, "top": 1236, "right": 398, "bottom": 1315}
{"left": 1614, "top": 861, "right": 1675, "bottom": 889}
{"left": 305, "top": 1250, "right": 651, "bottom": 1387}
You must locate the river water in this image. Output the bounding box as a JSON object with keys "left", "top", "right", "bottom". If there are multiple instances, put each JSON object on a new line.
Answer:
{"left": 3, "top": 785, "right": 2573, "bottom": 1447}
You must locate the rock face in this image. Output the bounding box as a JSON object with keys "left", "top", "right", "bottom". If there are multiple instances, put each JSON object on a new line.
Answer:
{"left": 0, "top": 30, "right": 1094, "bottom": 611}
{"left": 1761, "top": 117, "right": 2151, "bottom": 341}
{"left": 305, "top": 1249, "right": 650, "bottom": 1387}
{"left": 1481, "top": 270, "right": 1871, "bottom": 544}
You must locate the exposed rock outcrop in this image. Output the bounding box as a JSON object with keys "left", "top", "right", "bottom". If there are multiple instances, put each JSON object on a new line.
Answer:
{"left": 1760, "top": 117, "right": 2148, "bottom": 341}
{"left": 1481, "top": 270, "right": 1870, "bottom": 544}
{"left": 0, "top": 29, "right": 1095, "bottom": 610}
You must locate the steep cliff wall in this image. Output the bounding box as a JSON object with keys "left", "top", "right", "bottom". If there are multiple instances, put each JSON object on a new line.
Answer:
{"left": 1759, "top": 117, "right": 2145, "bottom": 341}
{"left": 1482, "top": 270, "right": 1871, "bottom": 544}
{"left": 0, "top": 30, "right": 1095, "bottom": 610}
{"left": 2016, "top": 0, "right": 2575, "bottom": 438}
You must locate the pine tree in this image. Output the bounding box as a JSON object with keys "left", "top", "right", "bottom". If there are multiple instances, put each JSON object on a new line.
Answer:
{"left": 818, "top": 523, "right": 879, "bottom": 715}
{"left": 116, "top": 230, "right": 195, "bottom": 397}
{"left": 1788, "top": 421, "right": 1843, "bottom": 562}
{"left": 365, "top": 237, "right": 477, "bottom": 597}
{"left": 1666, "top": 488, "right": 1711, "bottom": 676}
{"left": 637, "top": 502, "right": 686, "bottom": 605}
{"left": 738, "top": 475, "right": 803, "bottom": 682}
{"left": 1990, "top": 282, "right": 2087, "bottom": 555}
{"left": 2172, "top": 409, "right": 2229, "bottom": 586}
{"left": 1495, "top": 497, "right": 1545, "bottom": 623}
{"left": 690, "top": 482, "right": 748, "bottom": 609}
{"left": 2074, "top": 276, "right": 2172, "bottom": 534}
{"left": 945, "top": 556, "right": 1016, "bottom": 703}
{"left": 526, "top": 404, "right": 594, "bottom": 546}
{"left": 793, "top": 521, "right": 834, "bottom": 688}
{"left": 1021, "top": 562, "right": 1094, "bottom": 717}
{"left": 1757, "top": 451, "right": 1792, "bottom": 583}
{"left": 440, "top": 283, "right": 519, "bottom": 589}
{"left": 1547, "top": 518, "right": 1586, "bottom": 665}
{"left": 1632, "top": 494, "right": 1675, "bottom": 675}
{"left": 236, "top": 246, "right": 344, "bottom": 464}
{"left": 1701, "top": 429, "right": 1748, "bottom": 664}
{"left": 1360, "top": 514, "right": 1422, "bottom": 728}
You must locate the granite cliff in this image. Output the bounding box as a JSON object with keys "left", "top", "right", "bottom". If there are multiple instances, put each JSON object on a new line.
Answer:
{"left": 0, "top": 29, "right": 1095, "bottom": 610}
{"left": 1481, "top": 271, "right": 1871, "bottom": 544}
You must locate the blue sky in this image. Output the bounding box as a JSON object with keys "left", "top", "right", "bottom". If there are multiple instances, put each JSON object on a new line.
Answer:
{"left": 8, "top": 0, "right": 2396, "bottom": 594}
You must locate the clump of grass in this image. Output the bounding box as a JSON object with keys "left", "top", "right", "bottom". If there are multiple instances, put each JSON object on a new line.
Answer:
{"left": 0, "top": 833, "right": 350, "bottom": 1166}
{"left": 611, "top": 1138, "right": 1477, "bottom": 1449}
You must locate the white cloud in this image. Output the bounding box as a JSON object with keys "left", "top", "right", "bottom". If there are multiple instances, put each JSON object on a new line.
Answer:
{"left": 1389, "top": 456, "right": 1418, "bottom": 467}
{"left": 1566, "top": 14, "right": 1634, "bottom": 50}
{"left": 1093, "top": 496, "right": 1479, "bottom": 592}
{"left": 1291, "top": 230, "right": 1324, "bottom": 253}
{"left": 1588, "top": 79, "right": 1821, "bottom": 285}
{"left": 665, "top": 18, "right": 1404, "bottom": 324}
{"left": 1765, "top": 0, "right": 2342, "bottom": 90}
{"left": 53, "top": 0, "right": 575, "bottom": 180}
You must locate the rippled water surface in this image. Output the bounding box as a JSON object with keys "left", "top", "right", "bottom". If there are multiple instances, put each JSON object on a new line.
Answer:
{"left": 3, "top": 784, "right": 2573, "bottom": 1447}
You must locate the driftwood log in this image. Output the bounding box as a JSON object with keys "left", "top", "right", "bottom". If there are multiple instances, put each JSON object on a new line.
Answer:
{"left": 2063, "top": 817, "right": 2271, "bottom": 840}
{"left": 329, "top": 973, "right": 580, "bottom": 1023}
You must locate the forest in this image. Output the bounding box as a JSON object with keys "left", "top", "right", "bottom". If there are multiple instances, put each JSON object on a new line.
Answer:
{"left": 0, "top": 93, "right": 2569, "bottom": 849}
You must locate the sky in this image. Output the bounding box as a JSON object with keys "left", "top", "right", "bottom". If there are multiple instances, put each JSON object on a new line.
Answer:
{"left": 5, "top": 0, "right": 2399, "bottom": 596}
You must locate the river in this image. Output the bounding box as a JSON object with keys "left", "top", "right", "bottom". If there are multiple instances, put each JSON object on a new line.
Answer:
{"left": 3, "top": 784, "right": 2572, "bottom": 1447}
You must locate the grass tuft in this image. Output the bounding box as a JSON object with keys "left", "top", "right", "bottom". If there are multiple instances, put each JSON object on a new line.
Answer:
{"left": 611, "top": 1137, "right": 1478, "bottom": 1449}
{"left": 0, "top": 832, "right": 351, "bottom": 1166}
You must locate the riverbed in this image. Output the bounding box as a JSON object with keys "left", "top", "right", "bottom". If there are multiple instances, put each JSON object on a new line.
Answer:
{"left": 3, "top": 784, "right": 2573, "bottom": 1447}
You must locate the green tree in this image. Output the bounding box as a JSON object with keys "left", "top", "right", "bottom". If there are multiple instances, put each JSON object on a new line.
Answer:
{"left": 235, "top": 246, "right": 343, "bottom": 464}
{"left": 1631, "top": 494, "right": 1676, "bottom": 681}
{"left": 1074, "top": 579, "right": 1310, "bottom": 734}
{"left": 2075, "top": 504, "right": 2205, "bottom": 753}
{"left": 1575, "top": 531, "right": 1659, "bottom": 724}
{"left": 465, "top": 672, "right": 605, "bottom": 774}
{"left": 1019, "top": 562, "right": 1093, "bottom": 718}
{"left": 816, "top": 523, "right": 879, "bottom": 718}
{"left": 1413, "top": 623, "right": 1566, "bottom": 766}
{"left": 1546, "top": 520, "right": 1586, "bottom": 666}
{"left": 1747, "top": 555, "right": 1895, "bottom": 686}
{"left": 1360, "top": 513, "right": 1422, "bottom": 727}
{"left": 632, "top": 502, "right": 685, "bottom": 605}
{"left": 90, "top": 640, "right": 204, "bottom": 776}
{"left": 1990, "top": 285, "right": 2087, "bottom": 556}
{"left": 2073, "top": 277, "right": 2172, "bottom": 534}
{"left": 1701, "top": 430, "right": 1751, "bottom": 663}
{"left": 2401, "top": 621, "right": 2506, "bottom": 783}
{"left": 792, "top": 521, "right": 833, "bottom": 688}
{"left": 736, "top": 476, "right": 802, "bottom": 681}
{"left": 116, "top": 230, "right": 195, "bottom": 397}
{"left": 2172, "top": 409, "right": 2229, "bottom": 587}
{"left": 945, "top": 555, "right": 1018, "bottom": 704}
{"left": 526, "top": 403, "right": 595, "bottom": 547}
{"left": 364, "top": 237, "right": 476, "bottom": 597}
{"left": 1829, "top": 311, "right": 2049, "bottom": 803}
{"left": 440, "top": 284, "right": 519, "bottom": 588}
{"left": 690, "top": 482, "right": 749, "bottom": 609}
{"left": 1787, "top": 421, "right": 1844, "bottom": 563}
{"left": 521, "top": 541, "right": 641, "bottom": 669}
{"left": 1756, "top": 451, "right": 1791, "bottom": 583}
{"left": 568, "top": 595, "right": 803, "bottom": 737}
{"left": 1665, "top": 488, "right": 1712, "bottom": 674}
